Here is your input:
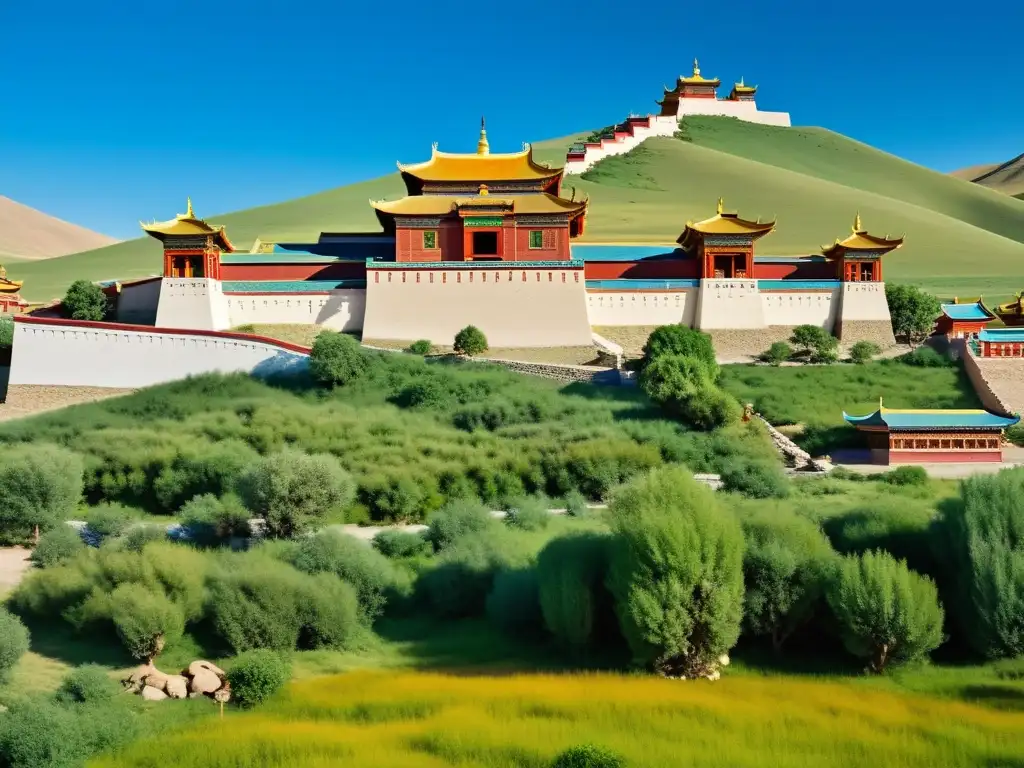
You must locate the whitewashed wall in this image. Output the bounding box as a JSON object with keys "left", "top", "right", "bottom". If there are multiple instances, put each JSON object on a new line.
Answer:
{"left": 674, "top": 99, "right": 791, "bottom": 126}
{"left": 585, "top": 290, "right": 698, "bottom": 326}
{"left": 226, "top": 290, "right": 366, "bottom": 331}
{"left": 838, "top": 282, "right": 891, "bottom": 321}
{"left": 761, "top": 288, "right": 840, "bottom": 329}
{"left": 695, "top": 279, "right": 767, "bottom": 330}
{"left": 564, "top": 116, "right": 677, "bottom": 175}
{"left": 155, "top": 278, "right": 230, "bottom": 331}
{"left": 9, "top": 319, "right": 309, "bottom": 388}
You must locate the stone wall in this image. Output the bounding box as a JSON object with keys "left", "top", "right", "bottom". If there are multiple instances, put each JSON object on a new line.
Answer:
{"left": 835, "top": 320, "right": 896, "bottom": 348}
{"left": 474, "top": 357, "right": 620, "bottom": 385}
{"left": 591, "top": 325, "right": 660, "bottom": 358}
{"left": 706, "top": 326, "right": 797, "bottom": 359}
{"left": 958, "top": 339, "right": 1019, "bottom": 415}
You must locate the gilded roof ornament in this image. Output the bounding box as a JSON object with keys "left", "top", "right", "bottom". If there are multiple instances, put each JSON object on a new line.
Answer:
{"left": 854, "top": 211, "right": 863, "bottom": 232}
{"left": 716, "top": 197, "right": 724, "bottom": 215}
{"left": 184, "top": 197, "right": 194, "bottom": 219}
{"left": 477, "top": 116, "right": 490, "bottom": 156}
{"left": 693, "top": 58, "right": 700, "bottom": 77}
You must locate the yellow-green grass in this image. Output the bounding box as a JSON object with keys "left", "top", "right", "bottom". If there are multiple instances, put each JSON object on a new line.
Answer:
{"left": 15, "top": 120, "right": 1024, "bottom": 300}
{"left": 91, "top": 669, "right": 1024, "bottom": 768}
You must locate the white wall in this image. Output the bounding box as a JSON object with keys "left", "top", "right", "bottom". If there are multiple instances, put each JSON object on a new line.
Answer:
{"left": 585, "top": 289, "right": 698, "bottom": 326}
{"left": 155, "top": 278, "right": 231, "bottom": 331}
{"left": 761, "top": 288, "right": 840, "bottom": 329}
{"left": 564, "top": 116, "right": 677, "bottom": 175}
{"left": 226, "top": 290, "right": 366, "bottom": 331}
{"left": 695, "top": 279, "right": 767, "bottom": 330}
{"left": 838, "top": 282, "right": 891, "bottom": 321}
{"left": 674, "top": 99, "right": 791, "bottom": 126}
{"left": 362, "top": 266, "right": 592, "bottom": 347}
{"left": 9, "top": 319, "right": 309, "bottom": 388}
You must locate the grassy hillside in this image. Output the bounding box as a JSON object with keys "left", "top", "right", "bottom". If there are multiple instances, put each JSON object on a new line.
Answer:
{"left": 11, "top": 120, "right": 1024, "bottom": 301}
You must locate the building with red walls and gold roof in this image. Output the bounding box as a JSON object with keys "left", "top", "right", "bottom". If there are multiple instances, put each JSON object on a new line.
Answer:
{"left": 677, "top": 198, "right": 776, "bottom": 279}
{"left": 821, "top": 213, "right": 903, "bottom": 283}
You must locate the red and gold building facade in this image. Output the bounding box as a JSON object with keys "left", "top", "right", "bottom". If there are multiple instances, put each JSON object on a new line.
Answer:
{"left": 821, "top": 214, "right": 903, "bottom": 282}
{"left": 142, "top": 198, "right": 234, "bottom": 280}
{"left": 934, "top": 300, "right": 995, "bottom": 339}
{"left": 977, "top": 328, "right": 1024, "bottom": 357}
{"left": 658, "top": 59, "right": 721, "bottom": 113}
{"left": 676, "top": 199, "right": 776, "bottom": 279}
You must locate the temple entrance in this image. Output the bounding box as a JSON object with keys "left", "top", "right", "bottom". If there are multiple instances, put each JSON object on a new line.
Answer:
{"left": 713, "top": 254, "right": 747, "bottom": 279}
{"left": 169, "top": 255, "right": 205, "bottom": 278}
{"left": 471, "top": 231, "right": 499, "bottom": 257}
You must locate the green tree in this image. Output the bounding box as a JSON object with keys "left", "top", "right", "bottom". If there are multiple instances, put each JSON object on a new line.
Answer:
{"left": 61, "top": 279, "right": 108, "bottom": 321}
{"left": 537, "top": 532, "right": 612, "bottom": 652}
{"left": 641, "top": 325, "right": 717, "bottom": 374}
{"left": 453, "top": 325, "right": 488, "bottom": 356}
{"left": 0, "top": 443, "right": 83, "bottom": 543}
{"left": 885, "top": 283, "right": 940, "bottom": 345}
{"left": 29, "top": 525, "right": 85, "bottom": 568}
{"left": 308, "top": 331, "right": 369, "bottom": 386}
{"left": 764, "top": 341, "right": 792, "bottom": 366}
{"left": 227, "top": 649, "right": 291, "bottom": 708}
{"left": 639, "top": 354, "right": 739, "bottom": 430}
{"left": 827, "top": 550, "right": 944, "bottom": 672}
{"left": 551, "top": 744, "right": 625, "bottom": 768}
{"left": 790, "top": 324, "right": 839, "bottom": 362}
{"left": 406, "top": 339, "right": 432, "bottom": 355}
{"left": 236, "top": 449, "right": 355, "bottom": 538}
{"left": 108, "top": 583, "right": 185, "bottom": 662}
{"left": 55, "top": 664, "right": 121, "bottom": 704}
{"left": 605, "top": 467, "right": 745, "bottom": 677}
{"left": 0, "top": 318, "right": 13, "bottom": 347}
{"left": 0, "top": 609, "right": 29, "bottom": 684}
{"left": 849, "top": 340, "right": 881, "bottom": 364}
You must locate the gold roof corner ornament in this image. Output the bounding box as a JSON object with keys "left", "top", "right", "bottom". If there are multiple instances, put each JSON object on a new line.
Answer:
{"left": 184, "top": 197, "right": 194, "bottom": 219}
{"left": 477, "top": 116, "right": 490, "bottom": 156}
{"left": 853, "top": 211, "right": 862, "bottom": 232}
{"left": 879, "top": 396, "right": 884, "bottom": 410}
{"left": 716, "top": 197, "right": 724, "bottom": 215}
{"left": 0, "top": 265, "right": 6, "bottom": 279}
{"left": 693, "top": 58, "right": 700, "bottom": 77}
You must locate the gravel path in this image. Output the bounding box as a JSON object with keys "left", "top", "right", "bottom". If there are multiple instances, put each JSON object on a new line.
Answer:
{"left": 0, "top": 383, "right": 134, "bottom": 423}
{"left": 0, "top": 548, "right": 33, "bottom": 596}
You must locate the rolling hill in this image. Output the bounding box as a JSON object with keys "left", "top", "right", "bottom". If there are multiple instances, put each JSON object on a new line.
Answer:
{"left": 10, "top": 118, "right": 1024, "bottom": 301}
{"left": 969, "top": 153, "right": 1024, "bottom": 197}
{"left": 0, "top": 196, "right": 119, "bottom": 264}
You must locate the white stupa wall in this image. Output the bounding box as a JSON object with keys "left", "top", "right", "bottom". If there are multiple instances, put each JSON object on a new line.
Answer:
{"left": 673, "top": 98, "right": 791, "bottom": 126}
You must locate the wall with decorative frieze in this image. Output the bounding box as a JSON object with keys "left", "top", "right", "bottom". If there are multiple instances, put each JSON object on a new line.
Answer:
{"left": 761, "top": 288, "right": 840, "bottom": 328}
{"left": 585, "top": 289, "right": 697, "bottom": 326}
{"left": 225, "top": 290, "right": 365, "bottom": 331}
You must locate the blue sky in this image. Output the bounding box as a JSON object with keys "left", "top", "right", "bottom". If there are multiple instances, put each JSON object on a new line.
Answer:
{"left": 0, "top": 0, "right": 1020, "bottom": 239}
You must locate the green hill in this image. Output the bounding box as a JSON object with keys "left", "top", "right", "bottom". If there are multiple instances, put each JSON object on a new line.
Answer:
{"left": 11, "top": 119, "right": 1024, "bottom": 301}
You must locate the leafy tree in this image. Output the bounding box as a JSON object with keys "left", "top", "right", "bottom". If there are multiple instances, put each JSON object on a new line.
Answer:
{"left": 935, "top": 468, "right": 1024, "bottom": 657}
{"left": 849, "top": 340, "right": 881, "bottom": 364}
{"left": 740, "top": 508, "right": 835, "bottom": 651}
{"left": 886, "top": 283, "right": 940, "bottom": 345}
{"left": 504, "top": 496, "right": 550, "bottom": 531}
{"left": 55, "top": 664, "right": 121, "bottom": 704}
{"left": 0, "top": 609, "right": 29, "bottom": 684}
{"left": 84, "top": 502, "right": 137, "bottom": 538}
{"left": 107, "top": 582, "right": 184, "bottom": 662}
{"left": 0, "top": 698, "right": 87, "bottom": 768}
{"left": 453, "top": 325, "right": 488, "bottom": 356}
{"left": 551, "top": 744, "right": 625, "bottom": 768}
{"left": 30, "top": 525, "right": 85, "bottom": 568}
{"left": 764, "top": 341, "right": 792, "bottom": 366}
{"left": 61, "top": 279, "right": 108, "bottom": 321}
{"left": 0, "top": 318, "right": 13, "bottom": 347}
{"left": 639, "top": 354, "right": 739, "bottom": 430}
{"left": 790, "top": 325, "right": 839, "bottom": 362}
{"left": 425, "top": 498, "right": 498, "bottom": 552}
{"left": 719, "top": 458, "right": 789, "bottom": 499}
{"left": 606, "top": 467, "right": 745, "bottom": 676}
{"left": 236, "top": 449, "right": 355, "bottom": 538}
{"left": 406, "top": 339, "right": 432, "bottom": 355}
{"left": 227, "top": 649, "right": 291, "bottom": 708}
{"left": 0, "top": 443, "right": 84, "bottom": 543}
{"left": 826, "top": 550, "right": 944, "bottom": 673}
{"left": 309, "top": 331, "right": 369, "bottom": 386}
{"left": 537, "top": 532, "right": 612, "bottom": 652}
{"left": 179, "top": 493, "right": 251, "bottom": 547}
{"left": 373, "top": 529, "right": 430, "bottom": 559}
{"left": 641, "top": 325, "right": 717, "bottom": 374}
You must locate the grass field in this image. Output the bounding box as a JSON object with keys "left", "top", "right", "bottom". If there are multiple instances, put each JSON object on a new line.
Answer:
{"left": 90, "top": 666, "right": 1024, "bottom": 768}
{"left": 11, "top": 117, "right": 1024, "bottom": 301}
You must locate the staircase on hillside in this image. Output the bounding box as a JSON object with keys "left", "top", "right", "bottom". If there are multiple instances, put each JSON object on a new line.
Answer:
{"left": 563, "top": 115, "right": 678, "bottom": 175}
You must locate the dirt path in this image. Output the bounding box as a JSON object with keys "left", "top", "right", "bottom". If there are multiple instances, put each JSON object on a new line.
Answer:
{"left": 0, "top": 383, "right": 134, "bottom": 423}
{"left": 0, "top": 547, "right": 32, "bottom": 596}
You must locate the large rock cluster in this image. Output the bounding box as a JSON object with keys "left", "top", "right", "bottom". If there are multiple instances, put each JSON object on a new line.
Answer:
{"left": 122, "top": 660, "right": 230, "bottom": 703}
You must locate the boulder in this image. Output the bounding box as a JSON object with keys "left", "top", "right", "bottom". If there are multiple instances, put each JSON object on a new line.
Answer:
{"left": 165, "top": 675, "right": 189, "bottom": 699}
{"left": 188, "top": 660, "right": 226, "bottom": 679}
{"left": 189, "top": 669, "right": 222, "bottom": 695}
{"left": 141, "top": 685, "right": 168, "bottom": 701}
{"left": 143, "top": 668, "right": 170, "bottom": 692}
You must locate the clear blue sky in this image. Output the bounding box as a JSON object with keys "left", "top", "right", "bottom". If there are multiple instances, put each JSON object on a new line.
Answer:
{"left": 1, "top": 0, "right": 1020, "bottom": 239}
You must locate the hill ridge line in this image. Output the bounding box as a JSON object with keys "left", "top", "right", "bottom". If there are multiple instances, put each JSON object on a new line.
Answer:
{"left": 972, "top": 152, "right": 1024, "bottom": 183}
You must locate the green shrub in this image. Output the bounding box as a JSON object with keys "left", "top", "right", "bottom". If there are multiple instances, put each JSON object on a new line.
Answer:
{"left": 537, "top": 532, "right": 612, "bottom": 652}
{"left": 227, "top": 649, "right": 291, "bottom": 708}
{"left": 55, "top": 664, "right": 120, "bottom": 704}
{"left": 108, "top": 582, "right": 184, "bottom": 662}
{"left": 505, "top": 497, "right": 550, "bottom": 531}
{"left": 118, "top": 525, "right": 168, "bottom": 552}
{"left": 641, "top": 325, "right": 716, "bottom": 374}
{"left": 30, "top": 525, "right": 85, "bottom": 568}
{"left": 1006, "top": 423, "right": 1024, "bottom": 448}
{"left": 236, "top": 449, "right": 355, "bottom": 538}
{"left": 639, "top": 354, "right": 739, "bottom": 430}
{"left": 0, "top": 698, "right": 87, "bottom": 768}
{"left": 790, "top": 325, "right": 838, "bottom": 362}
{"left": 719, "top": 458, "right": 789, "bottom": 499}
{"left": 935, "top": 469, "right": 1024, "bottom": 658}
{"left": 406, "top": 339, "right": 432, "bottom": 355}
{"left": 886, "top": 284, "right": 940, "bottom": 344}
{"left": 739, "top": 507, "right": 835, "bottom": 651}
{"left": 309, "top": 331, "right": 369, "bottom": 386}
{"left": 606, "top": 467, "right": 745, "bottom": 676}
{"left": 85, "top": 502, "right": 138, "bottom": 538}
{"left": 823, "top": 497, "right": 939, "bottom": 579}
{"left": 151, "top": 439, "right": 259, "bottom": 512}
{"left": 453, "top": 325, "right": 488, "bottom": 356}
{"left": 426, "top": 498, "right": 498, "bottom": 552}
{"left": 764, "top": 341, "right": 792, "bottom": 366}
{"left": 0, "top": 443, "right": 84, "bottom": 542}
{"left": 485, "top": 566, "right": 543, "bottom": 637}
{"left": 0, "top": 318, "right": 14, "bottom": 347}
{"left": 882, "top": 465, "right": 928, "bottom": 486}
{"left": 563, "top": 490, "right": 590, "bottom": 517}
{"left": 827, "top": 550, "right": 944, "bottom": 672}
{"left": 62, "top": 279, "right": 108, "bottom": 321}
{"left": 179, "top": 493, "right": 251, "bottom": 546}
{"left": 420, "top": 531, "right": 526, "bottom": 618}
{"left": 551, "top": 744, "right": 625, "bottom": 768}
{"left": 373, "top": 529, "right": 429, "bottom": 559}
{"left": 290, "top": 529, "right": 398, "bottom": 622}
{"left": 548, "top": 439, "right": 663, "bottom": 500}
{"left": 849, "top": 341, "right": 881, "bottom": 364}
{"left": 0, "top": 609, "right": 30, "bottom": 684}
{"left": 899, "top": 346, "right": 950, "bottom": 367}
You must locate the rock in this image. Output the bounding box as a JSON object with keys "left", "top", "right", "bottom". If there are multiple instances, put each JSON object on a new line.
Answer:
{"left": 141, "top": 685, "right": 168, "bottom": 701}
{"left": 143, "top": 668, "right": 170, "bottom": 692}
{"left": 188, "top": 660, "right": 226, "bottom": 678}
{"left": 188, "top": 692, "right": 204, "bottom": 700}
{"left": 189, "top": 669, "right": 222, "bottom": 695}
{"left": 165, "top": 675, "right": 189, "bottom": 699}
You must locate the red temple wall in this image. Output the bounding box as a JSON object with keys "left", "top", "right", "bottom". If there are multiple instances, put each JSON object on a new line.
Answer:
{"left": 584, "top": 260, "right": 699, "bottom": 280}
{"left": 220, "top": 263, "right": 366, "bottom": 281}
{"left": 935, "top": 317, "right": 991, "bottom": 338}
{"left": 755, "top": 262, "right": 836, "bottom": 280}
{"left": 512, "top": 227, "right": 570, "bottom": 261}
{"left": 981, "top": 342, "right": 1024, "bottom": 357}
{"left": 889, "top": 450, "right": 1003, "bottom": 464}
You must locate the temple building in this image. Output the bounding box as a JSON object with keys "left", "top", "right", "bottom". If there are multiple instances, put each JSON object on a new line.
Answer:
{"left": 821, "top": 214, "right": 903, "bottom": 282}
{"left": 0, "top": 267, "right": 29, "bottom": 314}
{"left": 652, "top": 59, "right": 790, "bottom": 126}
{"left": 976, "top": 328, "right": 1024, "bottom": 358}
{"left": 677, "top": 198, "right": 775, "bottom": 279}
{"left": 934, "top": 299, "right": 995, "bottom": 340}
{"left": 843, "top": 402, "right": 1019, "bottom": 464}
{"left": 729, "top": 79, "right": 757, "bottom": 102}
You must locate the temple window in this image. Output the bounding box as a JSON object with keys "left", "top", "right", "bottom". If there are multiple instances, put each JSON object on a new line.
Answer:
{"left": 859, "top": 262, "right": 873, "bottom": 281}
{"left": 423, "top": 231, "right": 437, "bottom": 249}
{"left": 529, "top": 230, "right": 543, "bottom": 249}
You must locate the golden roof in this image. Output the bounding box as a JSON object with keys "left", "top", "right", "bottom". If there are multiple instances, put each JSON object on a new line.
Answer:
{"left": 0, "top": 265, "right": 23, "bottom": 293}
{"left": 731, "top": 77, "right": 757, "bottom": 93}
{"left": 678, "top": 58, "right": 720, "bottom": 85}
{"left": 371, "top": 192, "right": 587, "bottom": 217}
{"left": 822, "top": 213, "right": 905, "bottom": 255}
{"left": 140, "top": 198, "right": 234, "bottom": 250}
{"left": 678, "top": 197, "right": 775, "bottom": 245}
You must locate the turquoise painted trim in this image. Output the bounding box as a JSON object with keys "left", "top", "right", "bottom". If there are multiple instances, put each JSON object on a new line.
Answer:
{"left": 221, "top": 280, "right": 366, "bottom": 292}
{"left": 758, "top": 279, "right": 840, "bottom": 290}
{"left": 843, "top": 409, "right": 1019, "bottom": 429}
{"left": 979, "top": 328, "right": 1024, "bottom": 343}
{"left": 570, "top": 244, "right": 684, "bottom": 262}
{"left": 941, "top": 302, "right": 993, "bottom": 321}
{"left": 586, "top": 279, "right": 699, "bottom": 290}
{"left": 367, "top": 259, "right": 583, "bottom": 269}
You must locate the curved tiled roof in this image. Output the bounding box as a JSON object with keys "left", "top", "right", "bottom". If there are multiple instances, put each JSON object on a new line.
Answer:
{"left": 843, "top": 407, "right": 1019, "bottom": 430}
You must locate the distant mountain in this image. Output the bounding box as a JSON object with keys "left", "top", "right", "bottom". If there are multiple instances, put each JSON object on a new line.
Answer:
{"left": 0, "top": 196, "right": 119, "bottom": 262}
{"left": 952, "top": 154, "right": 1024, "bottom": 197}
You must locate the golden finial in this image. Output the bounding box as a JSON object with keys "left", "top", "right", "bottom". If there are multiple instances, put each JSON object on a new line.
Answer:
{"left": 693, "top": 58, "right": 700, "bottom": 76}
{"left": 853, "top": 211, "right": 862, "bottom": 232}
{"left": 186, "top": 197, "right": 194, "bottom": 218}
{"left": 0, "top": 265, "right": 6, "bottom": 280}
{"left": 478, "top": 184, "right": 489, "bottom": 196}
{"left": 477, "top": 116, "right": 489, "bottom": 155}
{"left": 716, "top": 197, "right": 724, "bottom": 215}
{"left": 879, "top": 396, "right": 884, "bottom": 410}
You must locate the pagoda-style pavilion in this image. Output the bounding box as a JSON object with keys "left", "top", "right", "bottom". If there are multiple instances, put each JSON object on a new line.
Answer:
{"left": 821, "top": 214, "right": 903, "bottom": 282}
{"left": 728, "top": 79, "right": 757, "bottom": 102}
{"left": 372, "top": 120, "right": 588, "bottom": 262}
{"left": 658, "top": 59, "right": 721, "bottom": 114}
{"left": 141, "top": 199, "right": 234, "bottom": 279}
{"left": 935, "top": 299, "right": 995, "bottom": 339}
{"left": 0, "top": 266, "right": 28, "bottom": 314}
{"left": 843, "top": 402, "right": 1019, "bottom": 464}
{"left": 677, "top": 198, "right": 775, "bottom": 279}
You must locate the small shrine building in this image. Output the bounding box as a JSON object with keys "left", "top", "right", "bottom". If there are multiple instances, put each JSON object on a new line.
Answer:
{"left": 677, "top": 199, "right": 775, "bottom": 279}
{"left": 935, "top": 300, "right": 995, "bottom": 339}
{"left": 976, "top": 328, "right": 1024, "bottom": 358}
{"left": 821, "top": 214, "right": 903, "bottom": 282}
{"left": 843, "top": 402, "right": 1019, "bottom": 464}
